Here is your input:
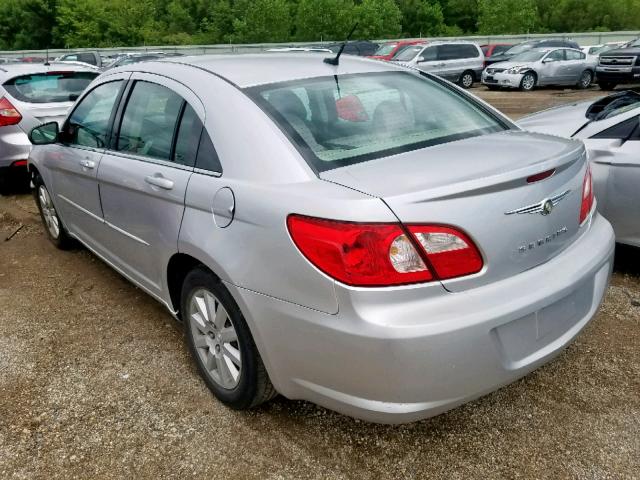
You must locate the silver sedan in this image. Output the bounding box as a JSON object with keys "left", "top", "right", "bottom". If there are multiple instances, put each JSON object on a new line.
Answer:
{"left": 483, "top": 48, "right": 597, "bottom": 91}
{"left": 27, "top": 53, "right": 614, "bottom": 423}
{"left": 520, "top": 91, "right": 640, "bottom": 247}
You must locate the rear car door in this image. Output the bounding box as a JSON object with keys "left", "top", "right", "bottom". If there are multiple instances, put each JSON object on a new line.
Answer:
{"left": 587, "top": 115, "right": 640, "bottom": 246}
{"left": 565, "top": 49, "right": 587, "bottom": 82}
{"left": 47, "top": 76, "right": 127, "bottom": 245}
{"left": 437, "top": 44, "right": 465, "bottom": 81}
{"left": 96, "top": 73, "right": 203, "bottom": 296}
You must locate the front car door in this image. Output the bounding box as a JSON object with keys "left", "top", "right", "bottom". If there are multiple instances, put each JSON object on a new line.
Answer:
{"left": 414, "top": 46, "right": 441, "bottom": 74}
{"left": 538, "top": 49, "right": 569, "bottom": 85}
{"left": 96, "top": 73, "right": 204, "bottom": 296}
{"left": 586, "top": 115, "right": 640, "bottom": 247}
{"left": 47, "top": 75, "right": 127, "bottom": 246}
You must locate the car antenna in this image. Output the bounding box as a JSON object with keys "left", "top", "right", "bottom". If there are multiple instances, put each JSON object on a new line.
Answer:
{"left": 324, "top": 23, "right": 358, "bottom": 66}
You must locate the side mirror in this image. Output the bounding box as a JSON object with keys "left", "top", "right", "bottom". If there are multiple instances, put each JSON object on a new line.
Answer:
{"left": 417, "top": 56, "right": 425, "bottom": 63}
{"left": 29, "top": 122, "right": 59, "bottom": 145}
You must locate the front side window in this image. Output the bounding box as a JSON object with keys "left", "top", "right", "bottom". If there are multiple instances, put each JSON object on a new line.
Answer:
{"left": 116, "top": 81, "right": 184, "bottom": 160}
{"left": 248, "top": 71, "right": 506, "bottom": 172}
{"left": 4, "top": 71, "right": 98, "bottom": 104}
{"left": 66, "top": 80, "right": 122, "bottom": 148}
{"left": 545, "top": 50, "right": 565, "bottom": 62}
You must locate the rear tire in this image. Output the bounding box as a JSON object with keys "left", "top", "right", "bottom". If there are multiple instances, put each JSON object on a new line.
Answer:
{"left": 520, "top": 72, "right": 537, "bottom": 91}
{"left": 458, "top": 71, "right": 475, "bottom": 89}
{"left": 598, "top": 81, "right": 617, "bottom": 91}
{"left": 33, "top": 174, "right": 73, "bottom": 249}
{"left": 578, "top": 70, "right": 593, "bottom": 89}
{"left": 181, "top": 267, "right": 277, "bottom": 410}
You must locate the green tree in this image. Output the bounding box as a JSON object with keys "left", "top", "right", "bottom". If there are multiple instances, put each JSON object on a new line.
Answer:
{"left": 477, "top": 0, "right": 537, "bottom": 34}
{"left": 0, "top": 0, "right": 59, "bottom": 49}
{"left": 354, "top": 0, "right": 402, "bottom": 39}
{"left": 443, "top": 0, "right": 478, "bottom": 33}
{"left": 230, "top": 0, "right": 291, "bottom": 43}
{"left": 294, "top": 0, "right": 355, "bottom": 41}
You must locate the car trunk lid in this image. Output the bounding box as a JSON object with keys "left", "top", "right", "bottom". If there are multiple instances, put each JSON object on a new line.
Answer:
{"left": 321, "top": 130, "right": 588, "bottom": 292}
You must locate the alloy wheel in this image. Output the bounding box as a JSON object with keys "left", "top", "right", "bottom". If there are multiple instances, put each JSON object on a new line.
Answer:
{"left": 581, "top": 71, "right": 592, "bottom": 88}
{"left": 461, "top": 73, "right": 474, "bottom": 88}
{"left": 522, "top": 73, "right": 535, "bottom": 91}
{"left": 188, "top": 288, "right": 242, "bottom": 390}
{"left": 38, "top": 185, "right": 60, "bottom": 239}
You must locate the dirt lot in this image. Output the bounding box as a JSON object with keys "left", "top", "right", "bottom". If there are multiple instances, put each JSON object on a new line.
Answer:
{"left": 1, "top": 87, "right": 638, "bottom": 479}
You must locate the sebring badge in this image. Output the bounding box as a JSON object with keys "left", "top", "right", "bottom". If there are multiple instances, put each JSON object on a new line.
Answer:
{"left": 504, "top": 190, "right": 571, "bottom": 216}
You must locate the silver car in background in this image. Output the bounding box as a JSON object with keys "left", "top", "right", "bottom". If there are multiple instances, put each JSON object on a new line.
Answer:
{"left": 0, "top": 63, "right": 98, "bottom": 192}
{"left": 27, "top": 54, "right": 614, "bottom": 423}
{"left": 483, "top": 48, "right": 597, "bottom": 91}
{"left": 391, "top": 41, "right": 484, "bottom": 88}
{"left": 520, "top": 91, "right": 640, "bottom": 247}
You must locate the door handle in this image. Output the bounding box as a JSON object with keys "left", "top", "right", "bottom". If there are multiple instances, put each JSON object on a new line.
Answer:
{"left": 80, "top": 159, "right": 96, "bottom": 169}
{"left": 145, "top": 174, "right": 174, "bottom": 190}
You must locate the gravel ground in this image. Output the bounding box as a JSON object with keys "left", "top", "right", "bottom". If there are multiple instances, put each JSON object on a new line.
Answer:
{"left": 1, "top": 87, "right": 638, "bottom": 479}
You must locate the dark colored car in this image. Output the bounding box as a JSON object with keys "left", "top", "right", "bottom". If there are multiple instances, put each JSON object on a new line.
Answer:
{"left": 480, "top": 44, "right": 512, "bottom": 67}
{"left": 596, "top": 44, "right": 640, "bottom": 90}
{"left": 369, "top": 40, "right": 427, "bottom": 61}
{"left": 320, "top": 41, "right": 380, "bottom": 57}
{"left": 486, "top": 39, "right": 580, "bottom": 66}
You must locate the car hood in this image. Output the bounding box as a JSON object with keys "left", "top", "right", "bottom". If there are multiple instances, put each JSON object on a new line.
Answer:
{"left": 518, "top": 100, "right": 596, "bottom": 137}
{"left": 486, "top": 60, "right": 535, "bottom": 70}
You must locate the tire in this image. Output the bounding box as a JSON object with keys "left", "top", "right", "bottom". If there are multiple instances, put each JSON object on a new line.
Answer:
{"left": 578, "top": 70, "right": 594, "bottom": 89}
{"left": 33, "top": 174, "right": 73, "bottom": 249}
{"left": 598, "top": 81, "right": 617, "bottom": 91}
{"left": 181, "top": 267, "right": 276, "bottom": 409}
{"left": 458, "top": 70, "right": 475, "bottom": 89}
{"left": 520, "top": 72, "right": 537, "bottom": 91}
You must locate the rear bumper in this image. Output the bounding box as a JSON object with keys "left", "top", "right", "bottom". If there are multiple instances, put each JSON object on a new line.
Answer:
{"left": 0, "top": 124, "right": 30, "bottom": 168}
{"left": 229, "top": 213, "right": 614, "bottom": 424}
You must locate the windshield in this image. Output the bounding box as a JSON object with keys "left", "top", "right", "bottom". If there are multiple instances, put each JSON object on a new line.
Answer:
{"left": 3, "top": 71, "right": 98, "bottom": 103}
{"left": 374, "top": 43, "right": 398, "bottom": 56}
{"left": 505, "top": 41, "right": 537, "bottom": 55}
{"left": 393, "top": 45, "right": 424, "bottom": 62}
{"left": 511, "top": 50, "right": 546, "bottom": 62}
{"left": 247, "top": 72, "right": 506, "bottom": 172}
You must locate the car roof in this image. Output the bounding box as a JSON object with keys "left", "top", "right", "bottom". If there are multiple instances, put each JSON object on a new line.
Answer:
{"left": 132, "top": 53, "right": 407, "bottom": 88}
{"left": 0, "top": 62, "right": 98, "bottom": 79}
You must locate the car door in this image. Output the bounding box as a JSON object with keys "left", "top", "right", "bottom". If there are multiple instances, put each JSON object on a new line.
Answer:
{"left": 586, "top": 115, "right": 640, "bottom": 246}
{"left": 96, "top": 73, "right": 204, "bottom": 296}
{"left": 47, "top": 76, "right": 127, "bottom": 246}
{"left": 414, "top": 46, "right": 440, "bottom": 74}
{"left": 538, "top": 49, "right": 568, "bottom": 85}
{"left": 436, "top": 44, "right": 465, "bottom": 81}
{"left": 565, "top": 49, "right": 587, "bottom": 82}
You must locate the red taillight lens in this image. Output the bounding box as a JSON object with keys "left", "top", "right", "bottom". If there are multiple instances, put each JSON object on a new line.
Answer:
{"left": 287, "top": 215, "right": 483, "bottom": 287}
{"left": 0, "top": 96, "right": 22, "bottom": 127}
{"left": 579, "top": 165, "right": 594, "bottom": 224}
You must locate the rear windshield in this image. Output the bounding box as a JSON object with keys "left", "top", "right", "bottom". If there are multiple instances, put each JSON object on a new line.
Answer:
{"left": 4, "top": 71, "right": 98, "bottom": 103}
{"left": 374, "top": 43, "right": 398, "bottom": 56}
{"left": 247, "top": 71, "right": 506, "bottom": 172}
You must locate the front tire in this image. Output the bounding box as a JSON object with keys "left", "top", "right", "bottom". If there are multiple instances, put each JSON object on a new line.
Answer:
{"left": 458, "top": 70, "right": 475, "bottom": 89}
{"left": 520, "top": 72, "right": 537, "bottom": 91}
{"left": 182, "top": 267, "right": 276, "bottom": 410}
{"left": 33, "top": 174, "right": 73, "bottom": 249}
{"left": 578, "top": 70, "right": 594, "bottom": 89}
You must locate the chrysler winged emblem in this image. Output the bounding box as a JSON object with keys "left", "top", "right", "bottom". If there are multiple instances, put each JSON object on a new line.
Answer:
{"left": 505, "top": 190, "right": 571, "bottom": 216}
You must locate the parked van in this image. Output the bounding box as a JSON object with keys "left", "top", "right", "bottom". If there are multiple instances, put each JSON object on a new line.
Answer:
{"left": 391, "top": 41, "right": 485, "bottom": 88}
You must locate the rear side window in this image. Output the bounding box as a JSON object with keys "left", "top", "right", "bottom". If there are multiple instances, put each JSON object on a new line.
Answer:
{"left": 173, "top": 104, "right": 200, "bottom": 167}
{"left": 592, "top": 116, "right": 640, "bottom": 140}
{"left": 3, "top": 71, "right": 98, "bottom": 104}
{"left": 248, "top": 71, "right": 505, "bottom": 171}
{"left": 116, "top": 81, "right": 183, "bottom": 161}
{"left": 566, "top": 50, "right": 585, "bottom": 60}
{"left": 195, "top": 130, "right": 222, "bottom": 173}
{"left": 439, "top": 44, "right": 479, "bottom": 60}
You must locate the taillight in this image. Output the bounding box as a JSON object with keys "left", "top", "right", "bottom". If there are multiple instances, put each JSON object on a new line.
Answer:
{"left": 0, "top": 96, "right": 22, "bottom": 127}
{"left": 579, "top": 165, "right": 594, "bottom": 224}
{"left": 287, "top": 215, "right": 483, "bottom": 287}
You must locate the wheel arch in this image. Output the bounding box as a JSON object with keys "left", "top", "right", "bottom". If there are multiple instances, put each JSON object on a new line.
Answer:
{"left": 166, "top": 252, "right": 216, "bottom": 318}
